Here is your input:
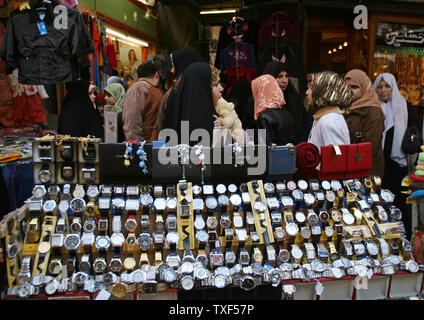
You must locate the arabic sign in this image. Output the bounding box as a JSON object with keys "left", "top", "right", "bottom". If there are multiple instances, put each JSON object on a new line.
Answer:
{"left": 376, "top": 22, "right": 424, "bottom": 48}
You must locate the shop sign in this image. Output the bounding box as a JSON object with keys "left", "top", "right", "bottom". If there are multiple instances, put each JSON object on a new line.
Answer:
{"left": 377, "top": 22, "right": 424, "bottom": 47}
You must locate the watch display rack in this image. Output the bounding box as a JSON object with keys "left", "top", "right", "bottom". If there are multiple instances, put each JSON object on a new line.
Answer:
{"left": 3, "top": 176, "right": 423, "bottom": 299}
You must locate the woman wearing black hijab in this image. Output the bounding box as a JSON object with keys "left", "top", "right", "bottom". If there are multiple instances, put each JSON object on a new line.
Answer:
{"left": 263, "top": 61, "right": 313, "bottom": 144}
{"left": 58, "top": 79, "right": 104, "bottom": 139}
{"left": 174, "top": 62, "right": 218, "bottom": 146}
{"left": 159, "top": 47, "right": 203, "bottom": 134}
{"left": 226, "top": 79, "right": 254, "bottom": 130}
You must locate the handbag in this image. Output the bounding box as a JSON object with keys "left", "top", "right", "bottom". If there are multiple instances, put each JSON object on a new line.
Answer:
{"left": 345, "top": 142, "right": 372, "bottom": 178}
{"left": 402, "top": 126, "right": 423, "bottom": 154}
{"left": 319, "top": 144, "right": 348, "bottom": 180}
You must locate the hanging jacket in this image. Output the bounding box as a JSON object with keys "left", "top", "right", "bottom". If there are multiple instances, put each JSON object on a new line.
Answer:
{"left": 0, "top": 6, "right": 92, "bottom": 84}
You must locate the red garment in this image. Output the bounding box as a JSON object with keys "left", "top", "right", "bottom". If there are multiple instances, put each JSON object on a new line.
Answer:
{"left": 12, "top": 92, "right": 47, "bottom": 126}
{"left": 106, "top": 45, "right": 118, "bottom": 75}
{"left": 225, "top": 65, "right": 255, "bottom": 95}
{"left": 410, "top": 173, "right": 424, "bottom": 182}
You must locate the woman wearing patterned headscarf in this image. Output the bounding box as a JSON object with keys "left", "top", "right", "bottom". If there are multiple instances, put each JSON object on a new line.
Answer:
{"left": 307, "top": 71, "right": 353, "bottom": 151}
{"left": 344, "top": 69, "right": 385, "bottom": 178}
{"left": 251, "top": 74, "right": 295, "bottom": 145}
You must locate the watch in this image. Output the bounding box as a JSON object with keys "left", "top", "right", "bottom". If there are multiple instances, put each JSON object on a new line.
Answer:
{"left": 109, "top": 256, "right": 122, "bottom": 273}
{"left": 304, "top": 193, "right": 316, "bottom": 208}
{"left": 292, "top": 189, "right": 303, "bottom": 209}
{"left": 298, "top": 180, "right": 310, "bottom": 191}
{"left": 373, "top": 205, "right": 388, "bottom": 222}
{"left": 271, "top": 211, "right": 282, "bottom": 228}
{"left": 353, "top": 241, "right": 366, "bottom": 259}
{"left": 341, "top": 208, "right": 355, "bottom": 225}
{"left": 125, "top": 215, "right": 137, "bottom": 233}
{"left": 306, "top": 209, "right": 319, "bottom": 225}
{"left": 317, "top": 242, "right": 329, "bottom": 261}
{"left": 328, "top": 242, "right": 339, "bottom": 262}
{"left": 275, "top": 182, "right": 286, "bottom": 197}
{"left": 291, "top": 244, "right": 303, "bottom": 263}
{"left": 380, "top": 189, "right": 394, "bottom": 205}
{"left": 295, "top": 210, "right": 306, "bottom": 225}
{"left": 365, "top": 240, "right": 379, "bottom": 259}
{"left": 315, "top": 191, "right": 325, "bottom": 208}
{"left": 311, "top": 224, "right": 322, "bottom": 243}
{"left": 273, "top": 227, "right": 286, "bottom": 243}
{"left": 281, "top": 196, "right": 294, "bottom": 209}
{"left": 331, "top": 208, "right": 342, "bottom": 223}
{"left": 95, "top": 235, "right": 111, "bottom": 251}
{"left": 388, "top": 206, "right": 402, "bottom": 222}
{"left": 319, "top": 210, "right": 330, "bottom": 225}
{"left": 300, "top": 226, "right": 311, "bottom": 241}
{"left": 342, "top": 240, "right": 354, "bottom": 258}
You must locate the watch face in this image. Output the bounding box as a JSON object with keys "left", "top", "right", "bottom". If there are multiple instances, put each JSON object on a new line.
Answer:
{"left": 58, "top": 201, "right": 69, "bottom": 213}
{"left": 166, "top": 215, "right": 177, "bottom": 230}
{"left": 64, "top": 234, "right": 80, "bottom": 250}
{"left": 319, "top": 211, "right": 330, "bottom": 223}
{"left": 285, "top": 223, "right": 299, "bottom": 236}
{"left": 276, "top": 182, "right": 286, "bottom": 193}
{"left": 312, "top": 259, "right": 325, "bottom": 272}
{"left": 240, "top": 277, "right": 256, "bottom": 291}
{"left": 131, "top": 270, "right": 147, "bottom": 283}
{"left": 166, "top": 231, "right": 180, "bottom": 244}
{"left": 109, "top": 259, "right": 122, "bottom": 272}
{"left": 216, "top": 184, "right": 227, "bottom": 194}
{"left": 87, "top": 187, "right": 99, "bottom": 199}
{"left": 287, "top": 181, "right": 297, "bottom": 191}
{"left": 33, "top": 186, "right": 46, "bottom": 198}
{"left": 49, "top": 260, "right": 62, "bottom": 275}
{"left": 307, "top": 211, "right": 319, "bottom": 225}
{"left": 206, "top": 216, "right": 218, "bottom": 229}
{"left": 342, "top": 210, "right": 355, "bottom": 225}
{"left": 298, "top": 180, "right": 308, "bottom": 191}
{"left": 194, "top": 215, "right": 206, "bottom": 230}
{"left": 331, "top": 209, "right": 342, "bottom": 222}
{"left": 301, "top": 227, "right": 311, "bottom": 239}
{"left": 137, "top": 233, "right": 153, "bottom": 249}
{"left": 70, "top": 198, "right": 86, "bottom": 213}
{"left": 192, "top": 199, "right": 204, "bottom": 211}
{"left": 311, "top": 225, "right": 321, "bottom": 235}
{"left": 192, "top": 185, "right": 202, "bottom": 196}
{"left": 233, "top": 215, "right": 243, "bottom": 228}
{"left": 38, "top": 169, "right": 52, "bottom": 184}
{"left": 381, "top": 190, "right": 394, "bottom": 203}
{"left": 213, "top": 274, "right": 227, "bottom": 289}
{"left": 253, "top": 201, "right": 266, "bottom": 212}
{"left": 205, "top": 196, "right": 218, "bottom": 210}
{"left": 194, "top": 267, "right": 209, "bottom": 280}
{"left": 321, "top": 180, "right": 331, "bottom": 191}
{"left": 267, "top": 197, "right": 279, "bottom": 210}
{"left": 140, "top": 194, "right": 153, "bottom": 207}
{"left": 195, "top": 230, "right": 209, "bottom": 243}
{"left": 111, "top": 233, "right": 125, "bottom": 246}
{"left": 79, "top": 261, "right": 91, "bottom": 273}
{"left": 43, "top": 200, "right": 57, "bottom": 213}
{"left": 326, "top": 191, "right": 336, "bottom": 202}
{"left": 406, "top": 261, "right": 419, "bottom": 273}
{"left": 304, "top": 193, "right": 315, "bottom": 205}
{"left": 295, "top": 211, "right": 306, "bottom": 224}
{"left": 292, "top": 247, "right": 303, "bottom": 259}
{"left": 218, "top": 195, "right": 229, "bottom": 207}
{"left": 292, "top": 189, "right": 303, "bottom": 201}
{"left": 125, "top": 219, "right": 137, "bottom": 232}
{"left": 228, "top": 184, "right": 238, "bottom": 194}
{"left": 281, "top": 196, "right": 294, "bottom": 208}
{"left": 325, "top": 226, "right": 334, "bottom": 237}
{"left": 95, "top": 236, "right": 110, "bottom": 250}
{"left": 94, "top": 259, "right": 106, "bottom": 273}
{"left": 181, "top": 275, "right": 195, "bottom": 290}
{"left": 331, "top": 180, "right": 342, "bottom": 191}
{"left": 264, "top": 182, "right": 275, "bottom": 193}
{"left": 83, "top": 220, "right": 96, "bottom": 233}
{"left": 230, "top": 194, "right": 242, "bottom": 207}
{"left": 278, "top": 249, "right": 290, "bottom": 262}
{"left": 154, "top": 198, "right": 166, "bottom": 211}
{"left": 166, "top": 198, "right": 177, "bottom": 211}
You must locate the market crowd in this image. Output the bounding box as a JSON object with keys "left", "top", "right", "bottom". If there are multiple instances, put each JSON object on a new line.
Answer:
{"left": 57, "top": 46, "right": 424, "bottom": 233}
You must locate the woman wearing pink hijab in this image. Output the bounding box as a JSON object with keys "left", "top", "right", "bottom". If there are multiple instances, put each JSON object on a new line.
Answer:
{"left": 251, "top": 74, "right": 295, "bottom": 145}
{"left": 62, "top": 0, "right": 78, "bottom": 8}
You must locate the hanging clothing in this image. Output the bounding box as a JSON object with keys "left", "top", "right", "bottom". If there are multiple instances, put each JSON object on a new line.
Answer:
{"left": 220, "top": 42, "right": 256, "bottom": 72}
{"left": 214, "top": 18, "right": 258, "bottom": 70}
{"left": 58, "top": 80, "right": 104, "bottom": 139}
{"left": 257, "top": 12, "right": 301, "bottom": 47}
{"left": 224, "top": 64, "right": 255, "bottom": 95}
{"left": 174, "top": 62, "right": 218, "bottom": 146}
{"left": 1, "top": 4, "right": 91, "bottom": 84}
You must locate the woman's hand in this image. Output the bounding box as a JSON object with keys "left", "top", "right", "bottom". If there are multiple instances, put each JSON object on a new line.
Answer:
{"left": 213, "top": 115, "right": 222, "bottom": 127}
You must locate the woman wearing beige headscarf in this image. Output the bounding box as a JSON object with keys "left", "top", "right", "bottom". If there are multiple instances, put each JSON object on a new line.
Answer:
{"left": 344, "top": 69, "right": 385, "bottom": 178}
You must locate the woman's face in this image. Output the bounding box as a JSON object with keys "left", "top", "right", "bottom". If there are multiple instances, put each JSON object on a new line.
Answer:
{"left": 345, "top": 79, "right": 361, "bottom": 101}
{"left": 129, "top": 50, "right": 136, "bottom": 61}
{"left": 89, "top": 88, "right": 97, "bottom": 103}
{"left": 97, "top": 103, "right": 105, "bottom": 117}
{"left": 212, "top": 79, "right": 224, "bottom": 106}
{"left": 105, "top": 92, "right": 116, "bottom": 105}
{"left": 306, "top": 87, "right": 313, "bottom": 107}
{"left": 276, "top": 70, "right": 289, "bottom": 91}
{"left": 376, "top": 78, "right": 392, "bottom": 103}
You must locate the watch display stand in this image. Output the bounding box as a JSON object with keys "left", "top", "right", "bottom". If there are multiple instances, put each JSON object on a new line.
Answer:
{"left": 319, "top": 278, "right": 354, "bottom": 300}
{"left": 291, "top": 282, "right": 316, "bottom": 300}
{"left": 389, "top": 272, "right": 424, "bottom": 299}
{"left": 355, "top": 275, "right": 389, "bottom": 300}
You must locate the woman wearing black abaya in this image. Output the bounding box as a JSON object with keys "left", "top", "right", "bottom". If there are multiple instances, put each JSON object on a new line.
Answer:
{"left": 226, "top": 79, "right": 254, "bottom": 130}
{"left": 58, "top": 80, "right": 104, "bottom": 140}
{"left": 174, "top": 62, "right": 218, "bottom": 146}
{"left": 158, "top": 47, "right": 203, "bottom": 135}
{"left": 263, "top": 61, "right": 313, "bottom": 144}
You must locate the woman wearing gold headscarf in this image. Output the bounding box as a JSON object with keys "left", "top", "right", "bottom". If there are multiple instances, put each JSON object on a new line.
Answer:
{"left": 307, "top": 71, "right": 353, "bottom": 151}
{"left": 344, "top": 69, "right": 385, "bottom": 178}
